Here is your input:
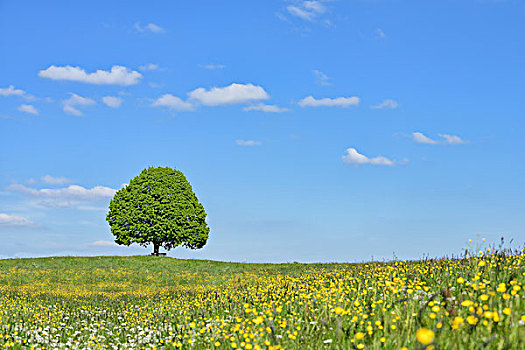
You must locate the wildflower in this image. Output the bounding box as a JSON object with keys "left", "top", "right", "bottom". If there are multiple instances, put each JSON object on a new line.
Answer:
{"left": 416, "top": 328, "right": 434, "bottom": 345}
{"left": 467, "top": 316, "right": 478, "bottom": 325}
{"left": 333, "top": 306, "right": 344, "bottom": 315}
{"left": 461, "top": 300, "right": 473, "bottom": 307}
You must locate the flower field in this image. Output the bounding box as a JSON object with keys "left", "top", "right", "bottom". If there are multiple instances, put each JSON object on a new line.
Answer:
{"left": 1, "top": 248, "right": 524, "bottom": 349}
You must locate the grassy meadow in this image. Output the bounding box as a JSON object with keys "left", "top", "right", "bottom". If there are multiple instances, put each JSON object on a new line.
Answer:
{"left": 0, "top": 246, "right": 524, "bottom": 349}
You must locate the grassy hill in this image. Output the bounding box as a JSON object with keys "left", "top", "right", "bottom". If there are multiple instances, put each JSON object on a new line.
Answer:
{"left": 1, "top": 254, "right": 524, "bottom": 349}
{"left": 0, "top": 256, "right": 342, "bottom": 293}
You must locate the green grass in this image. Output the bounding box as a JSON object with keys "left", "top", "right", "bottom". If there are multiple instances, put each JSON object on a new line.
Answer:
{"left": 0, "top": 252, "right": 524, "bottom": 349}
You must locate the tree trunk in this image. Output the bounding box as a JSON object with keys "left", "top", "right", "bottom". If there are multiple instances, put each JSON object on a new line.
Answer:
{"left": 153, "top": 242, "right": 159, "bottom": 256}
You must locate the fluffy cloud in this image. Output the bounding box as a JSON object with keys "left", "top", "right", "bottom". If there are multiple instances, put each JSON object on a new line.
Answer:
{"left": 243, "top": 104, "right": 289, "bottom": 113}
{"left": 152, "top": 94, "right": 194, "bottom": 111}
{"left": 102, "top": 96, "right": 123, "bottom": 108}
{"left": 18, "top": 104, "right": 38, "bottom": 115}
{"left": 134, "top": 22, "right": 165, "bottom": 33}
{"left": 62, "top": 93, "right": 95, "bottom": 116}
{"left": 0, "top": 213, "right": 37, "bottom": 227}
{"left": 7, "top": 183, "right": 117, "bottom": 201}
{"left": 41, "top": 175, "right": 72, "bottom": 185}
{"left": 412, "top": 132, "right": 468, "bottom": 145}
{"left": 236, "top": 140, "right": 261, "bottom": 146}
{"left": 371, "top": 99, "right": 399, "bottom": 109}
{"left": 0, "top": 85, "right": 25, "bottom": 96}
{"left": 39, "top": 65, "right": 142, "bottom": 86}
{"left": 298, "top": 95, "right": 360, "bottom": 108}
{"left": 188, "top": 83, "right": 270, "bottom": 106}
{"left": 287, "top": 1, "right": 326, "bottom": 21}
{"left": 342, "top": 148, "right": 395, "bottom": 166}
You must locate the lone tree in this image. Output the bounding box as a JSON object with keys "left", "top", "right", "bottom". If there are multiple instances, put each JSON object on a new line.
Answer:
{"left": 106, "top": 167, "right": 209, "bottom": 255}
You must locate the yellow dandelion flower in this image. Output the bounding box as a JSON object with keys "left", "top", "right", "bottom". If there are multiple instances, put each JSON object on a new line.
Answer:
{"left": 496, "top": 283, "right": 506, "bottom": 293}
{"left": 334, "top": 306, "right": 344, "bottom": 315}
{"left": 416, "top": 328, "right": 434, "bottom": 345}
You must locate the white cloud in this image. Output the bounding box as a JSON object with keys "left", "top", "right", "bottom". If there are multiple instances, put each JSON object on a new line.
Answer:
{"left": 39, "top": 65, "right": 142, "bottom": 86}
{"left": 18, "top": 104, "right": 39, "bottom": 115}
{"left": 0, "top": 213, "right": 37, "bottom": 227}
{"left": 152, "top": 94, "right": 194, "bottom": 111}
{"left": 287, "top": 6, "right": 316, "bottom": 21}
{"left": 313, "top": 70, "right": 331, "bottom": 86}
{"left": 201, "top": 64, "right": 226, "bottom": 70}
{"left": 7, "top": 183, "right": 117, "bottom": 201}
{"left": 287, "top": 1, "right": 326, "bottom": 21}
{"left": 139, "top": 63, "right": 159, "bottom": 71}
{"left": 342, "top": 148, "right": 395, "bottom": 166}
{"left": 438, "top": 134, "right": 468, "bottom": 145}
{"left": 188, "top": 83, "right": 270, "bottom": 106}
{"left": 236, "top": 140, "right": 261, "bottom": 146}
{"left": 243, "top": 104, "right": 289, "bottom": 113}
{"left": 134, "top": 22, "right": 165, "bottom": 33}
{"left": 62, "top": 93, "right": 95, "bottom": 116}
{"left": 412, "top": 132, "right": 438, "bottom": 144}
{"left": 298, "top": 95, "right": 360, "bottom": 108}
{"left": 371, "top": 99, "right": 399, "bottom": 109}
{"left": 412, "top": 132, "right": 468, "bottom": 145}
{"left": 63, "top": 105, "right": 82, "bottom": 116}
{"left": 90, "top": 240, "right": 118, "bottom": 247}
{"left": 0, "top": 85, "right": 25, "bottom": 96}
{"left": 102, "top": 96, "right": 123, "bottom": 108}
{"left": 41, "top": 175, "right": 72, "bottom": 185}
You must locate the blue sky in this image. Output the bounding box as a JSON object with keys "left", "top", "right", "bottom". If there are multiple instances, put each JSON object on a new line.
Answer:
{"left": 1, "top": 0, "right": 524, "bottom": 262}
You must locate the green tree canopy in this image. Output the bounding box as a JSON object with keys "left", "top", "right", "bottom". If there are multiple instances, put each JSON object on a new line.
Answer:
{"left": 106, "top": 167, "right": 209, "bottom": 255}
